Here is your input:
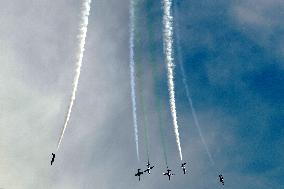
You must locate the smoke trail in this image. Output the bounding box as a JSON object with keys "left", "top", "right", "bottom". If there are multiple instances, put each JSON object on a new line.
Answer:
{"left": 57, "top": 0, "right": 92, "bottom": 151}
{"left": 177, "top": 38, "right": 215, "bottom": 165}
{"left": 162, "top": 0, "right": 183, "bottom": 161}
{"left": 129, "top": 0, "right": 140, "bottom": 161}
{"left": 134, "top": 1, "right": 150, "bottom": 162}
{"left": 173, "top": 2, "right": 214, "bottom": 165}
{"left": 137, "top": 58, "right": 150, "bottom": 162}
{"left": 138, "top": 76, "right": 150, "bottom": 161}
{"left": 157, "top": 98, "right": 169, "bottom": 166}
{"left": 145, "top": 5, "right": 168, "bottom": 166}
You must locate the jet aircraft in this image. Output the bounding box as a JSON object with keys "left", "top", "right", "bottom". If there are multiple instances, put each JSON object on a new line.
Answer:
{"left": 181, "top": 162, "right": 186, "bottom": 174}
{"left": 144, "top": 160, "right": 154, "bottom": 174}
{"left": 135, "top": 169, "right": 143, "bottom": 181}
{"left": 219, "top": 174, "right": 224, "bottom": 185}
{"left": 163, "top": 167, "right": 174, "bottom": 180}
{"left": 51, "top": 153, "right": 55, "bottom": 165}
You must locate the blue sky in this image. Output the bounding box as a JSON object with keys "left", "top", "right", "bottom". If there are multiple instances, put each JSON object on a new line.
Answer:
{"left": 173, "top": 0, "right": 284, "bottom": 187}
{"left": 135, "top": 0, "right": 283, "bottom": 188}
{"left": 0, "top": 0, "right": 283, "bottom": 188}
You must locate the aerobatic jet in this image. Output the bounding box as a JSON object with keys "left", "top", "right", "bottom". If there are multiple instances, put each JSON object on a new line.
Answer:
{"left": 219, "top": 174, "right": 224, "bottom": 185}
{"left": 163, "top": 167, "right": 174, "bottom": 180}
{"left": 135, "top": 169, "right": 143, "bottom": 181}
{"left": 50, "top": 153, "right": 55, "bottom": 165}
{"left": 181, "top": 162, "right": 186, "bottom": 174}
{"left": 144, "top": 160, "right": 154, "bottom": 174}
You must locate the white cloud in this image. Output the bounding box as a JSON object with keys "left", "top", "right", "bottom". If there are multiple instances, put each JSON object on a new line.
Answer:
{"left": 233, "top": 0, "right": 283, "bottom": 28}
{"left": 232, "top": 0, "right": 284, "bottom": 66}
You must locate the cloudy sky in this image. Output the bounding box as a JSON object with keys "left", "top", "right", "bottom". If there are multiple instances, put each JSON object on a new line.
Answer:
{"left": 0, "top": 0, "right": 283, "bottom": 188}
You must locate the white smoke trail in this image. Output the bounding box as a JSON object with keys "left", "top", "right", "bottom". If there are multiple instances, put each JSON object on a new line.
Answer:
{"left": 173, "top": 2, "right": 214, "bottom": 165}
{"left": 129, "top": 0, "right": 140, "bottom": 161}
{"left": 186, "top": 94, "right": 215, "bottom": 165}
{"left": 179, "top": 57, "right": 214, "bottom": 164}
{"left": 162, "top": 0, "right": 183, "bottom": 161}
{"left": 57, "top": 0, "right": 92, "bottom": 151}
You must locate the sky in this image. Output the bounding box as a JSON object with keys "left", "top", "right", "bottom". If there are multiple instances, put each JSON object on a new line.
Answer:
{"left": 0, "top": 0, "right": 283, "bottom": 189}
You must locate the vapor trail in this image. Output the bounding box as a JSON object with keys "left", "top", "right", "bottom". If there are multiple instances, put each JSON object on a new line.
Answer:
{"left": 173, "top": 2, "right": 214, "bottom": 165}
{"left": 162, "top": 0, "right": 183, "bottom": 161}
{"left": 137, "top": 59, "right": 150, "bottom": 162}
{"left": 157, "top": 99, "right": 168, "bottom": 166}
{"left": 129, "top": 0, "right": 140, "bottom": 161}
{"left": 145, "top": 6, "right": 168, "bottom": 166}
{"left": 57, "top": 0, "right": 92, "bottom": 151}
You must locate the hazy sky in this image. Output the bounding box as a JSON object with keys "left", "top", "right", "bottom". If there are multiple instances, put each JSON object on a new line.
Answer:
{"left": 0, "top": 0, "right": 283, "bottom": 189}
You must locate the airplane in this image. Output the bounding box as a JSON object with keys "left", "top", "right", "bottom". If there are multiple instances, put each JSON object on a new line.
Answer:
{"left": 51, "top": 153, "right": 55, "bottom": 165}
{"left": 144, "top": 160, "right": 154, "bottom": 174}
{"left": 181, "top": 162, "right": 186, "bottom": 174}
{"left": 219, "top": 174, "right": 224, "bottom": 185}
{"left": 163, "top": 167, "right": 174, "bottom": 180}
{"left": 135, "top": 169, "right": 143, "bottom": 181}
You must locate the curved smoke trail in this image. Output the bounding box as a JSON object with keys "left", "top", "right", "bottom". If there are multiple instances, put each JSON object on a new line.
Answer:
{"left": 162, "top": 0, "right": 183, "bottom": 161}
{"left": 129, "top": 0, "right": 140, "bottom": 161}
{"left": 57, "top": 0, "right": 92, "bottom": 151}
{"left": 173, "top": 2, "right": 214, "bottom": 165}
